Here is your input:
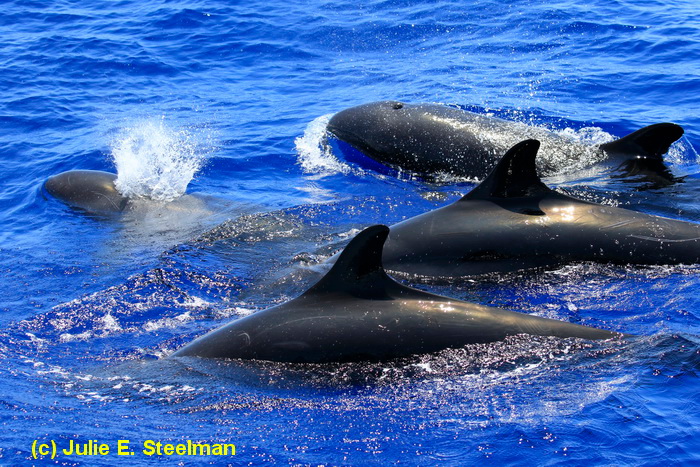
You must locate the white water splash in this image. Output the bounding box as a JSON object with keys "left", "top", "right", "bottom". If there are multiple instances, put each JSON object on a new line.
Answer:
{"left": 665, "top": 137, "right": 699, "bottom": 166}
{"left": 112, "top": 118, "right": 210, "bottom": 201}
{"left": 294, "top": 114, "right": 351, "bottom": 176}
{"left": 555, "top": 126, "right": 615, "bottom": 147}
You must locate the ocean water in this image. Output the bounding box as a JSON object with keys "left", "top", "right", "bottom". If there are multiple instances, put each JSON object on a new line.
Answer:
{"left": 2, "top": 0, "right": 700, "bottom": 464}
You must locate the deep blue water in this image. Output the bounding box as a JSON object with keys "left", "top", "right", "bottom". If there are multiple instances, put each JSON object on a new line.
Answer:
{"left": 2, "top": 0, "right": 700, "bottom": 464}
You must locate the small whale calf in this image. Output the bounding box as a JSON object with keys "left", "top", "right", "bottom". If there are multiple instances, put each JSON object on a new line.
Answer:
{"left": 327, "top": 101, "right": 684, "bottom": 180}
{"left": 383, "top": 140, "right": 700, "bottom": 278}
{"left": 43, "top": 169, "right": 220, "bottom": 219}
{"left": 172, "top": 225, "right": 623, "bottom": 363}
{"left": 44, "top": 170, "right": 130, "bottom": 214}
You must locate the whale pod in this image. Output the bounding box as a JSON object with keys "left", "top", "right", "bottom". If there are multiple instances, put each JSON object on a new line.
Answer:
{"left": 172, "top": 225, "right": 624, "bottom": 363}
{"left": 327, "top": 101, "right": 684, "bottom": 180}
{"left": 383, "top": 140, "right": 700, "bottom": 277}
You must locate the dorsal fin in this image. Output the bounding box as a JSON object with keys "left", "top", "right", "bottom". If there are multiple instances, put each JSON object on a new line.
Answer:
{"left": 305, "top": 225, "right": 402, "bottom": 299}
{"left": 462, "top": 139, "right": 550, "bottom": 200}
{"left": 599, "top": 123, "right": 683, "bottom": 160}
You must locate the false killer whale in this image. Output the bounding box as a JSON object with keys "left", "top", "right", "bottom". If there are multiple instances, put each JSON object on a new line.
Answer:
{"left": 327, "top": 101, "right": 684, "bottom": 180}
{"left": 172, "top": 225, "right": 623, "bottom": 363}
{"left": 382, "top": 140, "right": 700, "bottom": 278}
{"left": 43, "top": 169, "right": 219, "bottom": 219}
{"left": 44, "top": 170, "right": 130, "bottom": 214}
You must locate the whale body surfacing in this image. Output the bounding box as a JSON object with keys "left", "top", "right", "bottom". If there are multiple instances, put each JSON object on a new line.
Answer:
{"left": 172, "top": 225, "right": 623, "bottom": 363}
{"left": 327, "top": 101, "right": 684, "bottom": 180}
{"left": 383, "top": 140, "right": 700, "bottom": 278}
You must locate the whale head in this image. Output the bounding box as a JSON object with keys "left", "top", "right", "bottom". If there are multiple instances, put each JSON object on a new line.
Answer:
{"left": 327, "top": 101, "right": 415, "bottom": 163}
{"left": 44, "top": 170, "right": 129, "bottom": 214}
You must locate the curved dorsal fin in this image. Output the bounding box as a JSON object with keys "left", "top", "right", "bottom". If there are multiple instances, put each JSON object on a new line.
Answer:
{"left": 599, "top": 123, "right": 684, "bottom": 160}
{"left": 461, "top": 139, "right": 550, "bottom": 200}
{"left": 305, "top": 225, "right": 402, "bottom": 299}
